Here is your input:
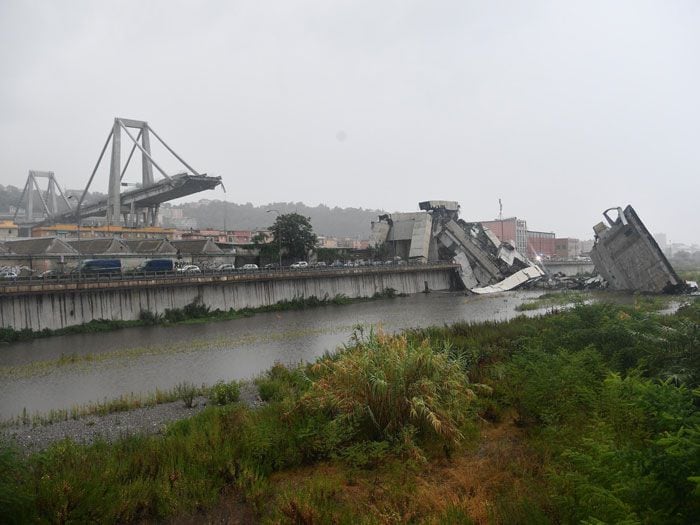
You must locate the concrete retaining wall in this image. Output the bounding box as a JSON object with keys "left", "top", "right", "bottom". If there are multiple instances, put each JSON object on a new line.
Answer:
{"left": 0, "top": 267, "right": 457, "bottom": 331}
{"left": 543, "top": 261, "right": 595, "bottom": 276}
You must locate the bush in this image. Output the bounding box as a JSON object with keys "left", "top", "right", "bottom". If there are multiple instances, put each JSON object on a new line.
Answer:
{"left": 175, "top": 381, "right": 198, "bottom": 408}
{"left": 138, "top": 309, "right": 163, "bottom": 324}
{"left": 500, "top": 346, "right": 605, "bottom": 427}
{"left": 255, "top": 363, "right": 309, "bottom": 403}
{"left": 183, "top": 299, "right": 210, "bottom": 318}
{"left": 300, "top": 330, "right": 476, "bottom": 451}
{"left": 209, "top": 380, "right": 240, "bottom": 405}
{"left": 0, "top": 446, "right": 35, "bottom": 523}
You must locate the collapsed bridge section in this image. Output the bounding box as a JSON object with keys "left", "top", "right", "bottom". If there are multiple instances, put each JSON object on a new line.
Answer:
{"left": 590, "top": 205, "right": 687, "bottom": 293}
{"left": 370, "top": 200, "right": 543, "bottom": 292}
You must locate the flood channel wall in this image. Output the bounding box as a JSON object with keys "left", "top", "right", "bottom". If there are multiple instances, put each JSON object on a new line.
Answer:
{"left": 0, "top": 264, "right": 459, "bottom": 331}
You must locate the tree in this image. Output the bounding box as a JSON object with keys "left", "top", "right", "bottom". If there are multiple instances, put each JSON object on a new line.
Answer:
{"left": 270, "top": 213, "right": 318, "bottom": 262}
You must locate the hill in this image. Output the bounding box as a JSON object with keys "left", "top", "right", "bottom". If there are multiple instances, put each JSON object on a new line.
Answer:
{"left": 171, "top": 200, "right": 384, "bottom": 238}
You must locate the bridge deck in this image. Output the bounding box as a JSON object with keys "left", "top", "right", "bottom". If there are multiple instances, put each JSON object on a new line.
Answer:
{"left": 37, "top": 174, "right": 222, "bottom": 224}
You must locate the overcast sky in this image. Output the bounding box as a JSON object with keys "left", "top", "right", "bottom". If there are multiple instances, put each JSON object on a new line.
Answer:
{"left": 1, "top": 0, "right": 698, "bottom": 243}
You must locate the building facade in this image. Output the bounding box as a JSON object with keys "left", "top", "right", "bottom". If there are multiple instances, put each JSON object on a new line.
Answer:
{"left": 527, "top": 230, "right": 556, "bottom": 258}
{"left": 0, "top": 220, "right": 19, "bottom": 241}
{"left": 478, "top": 218, "right": 529, "bottom": 256}
{"left": 32, "top": 224, "right": 176, "bottom": 239}
{"left": 554, "top": 238, "right": 581, "bottom": 259}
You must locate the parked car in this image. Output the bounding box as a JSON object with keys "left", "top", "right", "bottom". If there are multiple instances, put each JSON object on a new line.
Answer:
{"left": 311, "top": 261, "right": 327, "bottom": 268}
{"left": 0, "top": 270, "right": 18, "bottom": 281}
{"left": 176, "top": 264, "right": 201, "bottom": 274}
{"left": 291, "top": 261, "right": 309, "bottom": 269}
{"left": 136, "top": 258, "right": 176, "bottom": 274}
{"left": 263, "top": 263, "right": 279, "bottom": 269}
{"left": 241, "top": 264, "right": 259, "bottom": 270}
{"left": 40, "top": 269, "right": 61, "bottom": 279}
{"left": 215, "top": 263, "right": 236, "bottom": 272}
{"left": 330, "top": 260, "right": 344, "bottom": 268}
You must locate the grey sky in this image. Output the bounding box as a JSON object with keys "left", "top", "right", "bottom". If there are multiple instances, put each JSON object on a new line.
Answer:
{"left": 1, "top": 0, "right": 698, "bottom": 243}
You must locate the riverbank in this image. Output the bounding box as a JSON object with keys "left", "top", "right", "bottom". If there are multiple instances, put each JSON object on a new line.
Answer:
{"left": 0, "top": 291, "right": 537, "bottom": 420}
{"left": 1, "top": 383, "right": 263, "bottom": 452}
{"left": 1, "top": 299, "right": 697, "bottom": 523}
{"left": 0, "top": 288, "right": 405, "bottom": 344}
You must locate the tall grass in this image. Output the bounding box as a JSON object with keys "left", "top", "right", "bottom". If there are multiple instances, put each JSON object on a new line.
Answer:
{"left": 302, "top": 329, "right": 475, "bottom": 450}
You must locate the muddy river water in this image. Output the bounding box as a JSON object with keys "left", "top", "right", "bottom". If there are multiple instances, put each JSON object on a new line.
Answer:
{"left": 1, "top": 290, "right": 554, "bottom": 419}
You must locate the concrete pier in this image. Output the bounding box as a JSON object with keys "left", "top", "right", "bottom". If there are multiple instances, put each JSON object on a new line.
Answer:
{"left": 0, "top": 264, "right": 459, "bottom": 331}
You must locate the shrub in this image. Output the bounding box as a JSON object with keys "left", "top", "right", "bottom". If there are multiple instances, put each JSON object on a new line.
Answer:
{"left": 183, "top": 299, "right": 210, "bottom": 318}
{"left": 255, "top": 363, "right": 309, "bottom": 403}
{"left": 138, "top": 309, "right": 163, "bottom": 324}
{"left": 175, "top": 381, "right": 197, "bottom": 408}
{"left": 163, "top": 307, "right": 186, "bottom": 323}
{"left": 300, "top": 330, "right": 476, "bottom": 451}
{"left": 209, "top": 380, "right": 240, "bottom": 405}
{"left": 500, "top": 346, "right": 605, "bottom": 427}
{"left": 0, "top": 446, "right": 35, "bottom": 523}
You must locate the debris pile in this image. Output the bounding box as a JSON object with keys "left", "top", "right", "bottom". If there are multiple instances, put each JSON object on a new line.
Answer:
{"left": 370, "top": 200, "right": 544, "bottom": 293}
{"left": 526, "top": 272, "right": 606, "bottom": 291}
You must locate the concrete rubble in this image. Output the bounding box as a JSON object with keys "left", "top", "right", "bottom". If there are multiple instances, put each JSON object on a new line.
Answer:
{"left": 590, "top": 205, "right": 691, "bottom": 294}
{"left": 370, "top": 200, "right": 544, "bottom": 293}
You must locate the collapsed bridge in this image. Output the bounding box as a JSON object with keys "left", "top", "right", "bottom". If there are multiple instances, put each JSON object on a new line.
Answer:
{"left": 370, "top": 200, "right": 544, "bottom": 293}
{"left": 590, "top": 205, "right": 689, "bottom": 294}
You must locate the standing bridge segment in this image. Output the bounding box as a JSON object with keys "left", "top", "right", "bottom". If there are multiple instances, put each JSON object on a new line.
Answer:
{"left": 15, "top": 118, "right": 222, "bottom": 227}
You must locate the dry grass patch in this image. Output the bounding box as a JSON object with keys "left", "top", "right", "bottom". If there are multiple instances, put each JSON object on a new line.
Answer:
{"left": 262, "top": 416, "right": 546, "bottom": 524}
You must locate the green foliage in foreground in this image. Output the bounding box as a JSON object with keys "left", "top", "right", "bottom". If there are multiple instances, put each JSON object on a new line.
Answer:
{"left": 209, "top": 380, "right": 241, "bottom": 406}
{"left": 0, "top": 299, "right": 698, "bottom": 523}
{"left": 413, "top": 299, "right": 700, "bottom": 524}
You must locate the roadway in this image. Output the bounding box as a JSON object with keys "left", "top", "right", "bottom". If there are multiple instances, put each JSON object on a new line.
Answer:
{"left": 0, "top": 262, "right": 460, "bottom": 296}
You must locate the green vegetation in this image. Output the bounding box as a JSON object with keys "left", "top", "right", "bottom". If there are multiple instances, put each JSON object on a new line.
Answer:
{"left": 515, "top": 290, "right": 589, "bottom": 311}
{"left": 209, "top": 380, "right": 241, "bottom": 406}
{"left": 679, "top": 269, "right": 700, "bottom": 283}
{"left": 1, "top": 299, "right": 698, "bottom": 523}
{"left": 268, "top": 212, "right": 318, "bottom": 262}
{"left": 174, "top": 381, "right": 198, "bottom": 408}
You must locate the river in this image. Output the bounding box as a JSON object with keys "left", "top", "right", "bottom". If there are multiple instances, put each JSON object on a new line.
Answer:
{"left": 0, "top": 290, "right": 546, "bottom": 419}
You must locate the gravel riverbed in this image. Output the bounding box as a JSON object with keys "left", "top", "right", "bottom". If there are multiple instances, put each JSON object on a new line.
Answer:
{"left": 1, "top": 382, "right": 263, "bottom": 453}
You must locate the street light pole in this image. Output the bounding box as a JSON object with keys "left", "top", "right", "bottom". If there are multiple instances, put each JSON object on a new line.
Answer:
{"left": 266, "top": 209, "right": 281, "bottom": 268}
{"left": 68, "top": 196, "right": 82, "bottom": 280}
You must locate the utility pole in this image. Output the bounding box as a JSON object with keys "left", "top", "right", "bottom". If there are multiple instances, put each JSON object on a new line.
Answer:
{"left": 498, "top": 198, "right": 504, "bottom": 241}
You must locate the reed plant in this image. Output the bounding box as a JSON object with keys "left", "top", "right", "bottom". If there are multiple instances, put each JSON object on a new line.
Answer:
{"left": 301, "top": 329, "right": 476, "bottom": 452}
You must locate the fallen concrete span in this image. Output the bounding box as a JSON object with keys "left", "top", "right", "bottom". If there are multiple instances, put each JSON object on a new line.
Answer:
{"left": 370, "top": 200, "right": 543, "bottom": 292}
{"left": 590, "top": 205, "right": 687, "bottom": 293}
